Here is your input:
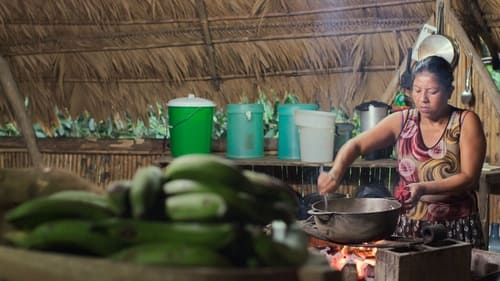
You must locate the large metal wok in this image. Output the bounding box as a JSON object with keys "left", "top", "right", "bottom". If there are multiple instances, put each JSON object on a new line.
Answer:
{"left": 307, "top": 198, "right": 402, "bottom": 244}
{"left": 417, "top": 1, "right": 458, "bottom": 67}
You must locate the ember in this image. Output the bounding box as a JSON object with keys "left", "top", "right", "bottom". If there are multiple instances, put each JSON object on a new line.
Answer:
{"left": 301, "top": 219, "right": 472, "bottom": 281}
{"left": 320, "top": 245, "right": 377, "bottom": 280}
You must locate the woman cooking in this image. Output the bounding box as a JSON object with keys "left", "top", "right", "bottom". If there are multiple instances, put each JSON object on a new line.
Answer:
{"left": 317, "top": 55, "right": 486, "bottom": 248}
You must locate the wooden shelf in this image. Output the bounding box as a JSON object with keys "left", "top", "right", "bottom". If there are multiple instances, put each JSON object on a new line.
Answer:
{"left": 153, "top": 153, "right": 398, "bottom": 168}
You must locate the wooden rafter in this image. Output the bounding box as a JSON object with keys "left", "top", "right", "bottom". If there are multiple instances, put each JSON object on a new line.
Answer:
{"left": 195, "top": 0, "right": 220, "bottom": 91}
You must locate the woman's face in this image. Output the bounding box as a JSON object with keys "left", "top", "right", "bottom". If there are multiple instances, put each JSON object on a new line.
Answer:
{"left": 411, "top": 70, "right": 451, "bottom": 119}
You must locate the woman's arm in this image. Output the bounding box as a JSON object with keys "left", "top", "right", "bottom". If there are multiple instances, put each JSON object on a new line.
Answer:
{"left": 405, "top": 111, "right": 486, "bottom": 204}
{"left": 317, "top": 111, "right": 403, "bottom": 194}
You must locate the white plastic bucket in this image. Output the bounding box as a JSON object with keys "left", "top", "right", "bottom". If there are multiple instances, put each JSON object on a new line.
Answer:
{"left": 294, "top": 110, "right": 336, "bottom": 163}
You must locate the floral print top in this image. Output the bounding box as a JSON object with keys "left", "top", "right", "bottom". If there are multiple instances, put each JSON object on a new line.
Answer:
{"left": 395, "top": 107, "right": 478, "bottom": 222}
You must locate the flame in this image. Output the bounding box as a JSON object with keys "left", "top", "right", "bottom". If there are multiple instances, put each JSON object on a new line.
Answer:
{"left": 327, "top": 245, "right": 377, "bottom": 280}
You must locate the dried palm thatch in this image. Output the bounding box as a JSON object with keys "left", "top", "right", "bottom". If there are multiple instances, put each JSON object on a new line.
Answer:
{"left": 0, "top": 0, "right": 460, "bottom": 131}
{"left": 452, "top": 0, "right": 500, "bottom": 60}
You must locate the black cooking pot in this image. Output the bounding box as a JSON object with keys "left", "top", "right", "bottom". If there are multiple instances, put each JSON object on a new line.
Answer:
{"left": 356, "top": 183, "right": 392, "bottom": 198}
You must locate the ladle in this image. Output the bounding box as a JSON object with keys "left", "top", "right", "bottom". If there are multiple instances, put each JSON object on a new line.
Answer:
{"left": 319, "top": 165, "right": 328, "bottom": 209}
{"left": 461, "top": 53, "right": 473, "bottom": 105}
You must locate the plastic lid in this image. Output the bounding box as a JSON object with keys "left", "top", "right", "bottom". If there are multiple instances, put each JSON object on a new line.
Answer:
{"left": 167, "top": 94, "right": 215, "bottom": 107}
{"left": 226, "top": 103, "right": 263, "bottom": 113}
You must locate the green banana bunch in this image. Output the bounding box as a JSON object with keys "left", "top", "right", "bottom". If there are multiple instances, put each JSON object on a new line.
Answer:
{"left": 130, "top": 166, "right": 165, "bottom": 220}
{"left": 163, "top": 154, "right": 250, "bottom": 189}
{"left": 4, "top": 191, "right": 117, "bottom": 229}
{"left": 93, "top": 218, "right": 236, "bottom": 249}
{"left": 106, "top": 180, "right": 132, "bottom": 217}
{"left": 1, "top": 155, "right": 310, "bottom": 269}
{"left": 4, "top": 219, "right": 125, "bottom": 256}
{"left": 110, "top": 242, "right": 232, "bottom": 267}
{"left": 162, "top": 155, "right": 298, "bottom": 225}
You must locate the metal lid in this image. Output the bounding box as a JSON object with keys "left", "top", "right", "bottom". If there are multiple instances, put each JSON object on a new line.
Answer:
{"left": 167, "top": 94, "right": 215, "bottom": 107}
{"left": 355, "top": 100, "right": 390, "bottom": 111}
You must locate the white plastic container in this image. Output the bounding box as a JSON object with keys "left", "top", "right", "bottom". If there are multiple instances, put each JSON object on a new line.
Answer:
{"left": 294, "top": 110, "right": 336, "bottom": 163}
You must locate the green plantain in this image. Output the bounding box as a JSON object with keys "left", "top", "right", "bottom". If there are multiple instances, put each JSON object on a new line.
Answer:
{"left": 93, "top": 218, "right": 237, "bottom": 249}
{"left": 163, "top": 178, "right": 210, "bottom": 195}
{"left": 4, "top": 219, "right": 125, "bottom": 256}
{"left": 163, "top": 154, "right": 250, "bottom": 189}
{"left": 164, "top": 179, "right": 294, "bottom": 225}
{"left": 129, "top": 166, "right": 165, "bottom": 220}
{"left": 110, "top": 242, "right": 232, "bottom": 267}
{"left": 165, "top": 192, "right": 228, "bottom": 222}
{"left": 164, "top": 179, "right": 250, "bottom": 218}
{"left": 106, "top": 180, "right": 133, "bottom": 217}
{"left": 4, "top": 192, "right": 117, "bottom": 229}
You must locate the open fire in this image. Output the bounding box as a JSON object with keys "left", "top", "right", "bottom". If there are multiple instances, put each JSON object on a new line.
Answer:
{"left": 320, "top": 244, "right": 377, "bottom": 280}
{"left": 309, "top": 234, "right": 379, "bottom": 280}
{"left": 302, "top": 219, "right": 472, "bottom": 281}
{"left": 309, "top": 236, "right": 473, "bottom": 281}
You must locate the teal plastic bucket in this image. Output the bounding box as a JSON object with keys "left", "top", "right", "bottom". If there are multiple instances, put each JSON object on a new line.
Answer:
{"left": 167, "top": 94, "right": 215, "bottom": 157}
{"left": 226, "top": 103, "right": 264, "bottom": 159}
{"left": 277, "top": 104, "right": 319, "bottom": 160}
{"left": 334, "top": 122, "right": 354, "bottom": 156}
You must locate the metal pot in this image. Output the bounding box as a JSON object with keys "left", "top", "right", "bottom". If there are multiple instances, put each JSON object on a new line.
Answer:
{"left": 307, "top": 198, "right": 402, "bottom": 244}
{"left": 355, "top": 101, "right": 392, "bottom": 160}
{"left": 417, "top": 2, "right": 458, "bottom": 67}
{"left": 297, "top": 192, "right": 346, "bottom": 220}
{"left": 355, "top": 101, "right": 390, "bottom": 132}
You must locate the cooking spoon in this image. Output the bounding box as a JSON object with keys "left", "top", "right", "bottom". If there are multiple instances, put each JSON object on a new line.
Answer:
{"left": 461, "top": 53, "right": 473, "bottom": 105}
{"left": 319, "top": 165, "right": 328, "bottom": 209}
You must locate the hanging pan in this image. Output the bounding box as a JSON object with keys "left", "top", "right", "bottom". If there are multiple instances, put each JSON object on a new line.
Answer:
{"left": 417, "top": 1, "right": 459, "bottom": 67}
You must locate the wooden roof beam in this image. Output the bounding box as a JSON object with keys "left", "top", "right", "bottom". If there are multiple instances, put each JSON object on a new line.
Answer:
{"left": 195, "top": 0, "right": 220, "bottom": 91}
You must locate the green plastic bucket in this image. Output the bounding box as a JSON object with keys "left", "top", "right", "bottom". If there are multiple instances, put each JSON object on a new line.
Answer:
{"left": 277, "top": 104, "right": 319, "bottom": 160}
{"left": 226, "top": 103, "right": 264, "bottom": 159}
{"left": 167, "top": 94, "right": 215, "bottom": 157}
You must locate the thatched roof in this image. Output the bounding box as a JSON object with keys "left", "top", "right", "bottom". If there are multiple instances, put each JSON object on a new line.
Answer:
{"left": 0, "top": 0, "right": 498, "bottom": 130}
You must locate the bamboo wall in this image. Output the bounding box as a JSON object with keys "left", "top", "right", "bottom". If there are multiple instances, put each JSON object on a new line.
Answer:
{"left": 445, "top": 9, "right": 500, "bottom": 166}
{"left": 0, "top": 137, "right": 498, "bottom": 226}
{"left": 0, "top": 151, "right": 163, "bottom": 188}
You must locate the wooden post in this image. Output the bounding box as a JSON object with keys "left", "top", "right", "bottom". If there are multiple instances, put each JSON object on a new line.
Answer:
{"left": 0, "top": 56, "right": 43, "bottom": 168}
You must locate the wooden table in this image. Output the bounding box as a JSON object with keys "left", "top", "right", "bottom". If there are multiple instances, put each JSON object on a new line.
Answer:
{"left": 479, "top": 169, "right": 500, "bottom": 246}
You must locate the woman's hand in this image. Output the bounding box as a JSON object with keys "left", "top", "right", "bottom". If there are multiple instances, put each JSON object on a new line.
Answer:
{"left": 403, "top": 183, "right": 426, "bottom": 208}
{"left": 317, "top": 172, "right": 339, "bottom": 195}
